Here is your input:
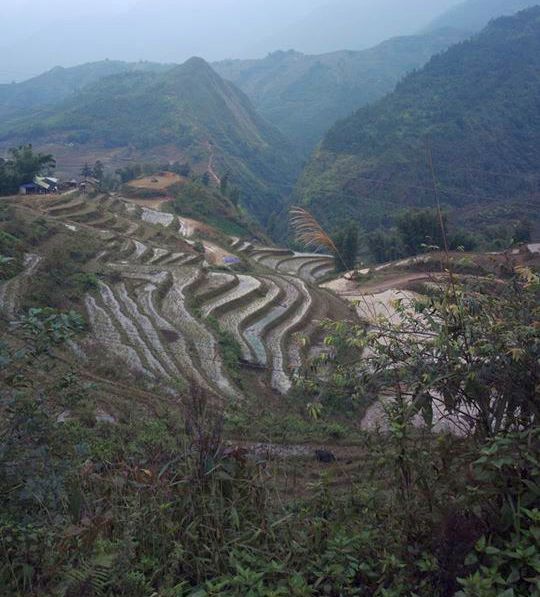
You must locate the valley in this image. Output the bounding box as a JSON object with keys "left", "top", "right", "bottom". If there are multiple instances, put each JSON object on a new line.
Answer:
{"left": 0, "top": 57, "right": 301, "bottom": 225}
{"left": 296, "top": 6, "right": 540, "bottom": 233}
{"left": 0, "top": 3, "right": 539, "bottom": 595}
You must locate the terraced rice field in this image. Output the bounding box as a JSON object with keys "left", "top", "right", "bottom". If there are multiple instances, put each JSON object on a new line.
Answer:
{"left": 246, "top": 246, "right": 336, "bottom": 282}
{"left": 1, "top": 193, "right": 356, "bottom": 402}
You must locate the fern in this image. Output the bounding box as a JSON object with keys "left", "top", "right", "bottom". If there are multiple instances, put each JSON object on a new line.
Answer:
{"left": 59, "top": 553, "right": 114, "bottom": 596}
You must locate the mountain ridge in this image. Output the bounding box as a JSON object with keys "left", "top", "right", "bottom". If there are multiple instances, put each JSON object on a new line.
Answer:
{"left": 213, "top": 28, "right": 469, "bottom": 153}
{"left": 0, "top": 57, "right": 300, "bottom": 223}
{"left": 427, "top": 0, "right": 539, "bottom": 32}
{"left": 0, "top": 60, "right": 173, "bottom": 122}
{"left": 0, "top": 0, "right": 460, "bottom": 82}
{"left": 295, "top": 7, "right": 540, "bottom": 231}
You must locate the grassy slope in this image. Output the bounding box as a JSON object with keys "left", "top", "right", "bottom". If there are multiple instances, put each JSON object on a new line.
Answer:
{"left": 295, "top": 8, "right": 540, "bottom": 231}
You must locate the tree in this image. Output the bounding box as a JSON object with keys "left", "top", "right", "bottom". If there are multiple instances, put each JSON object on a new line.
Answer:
{"left": 514, "top": 219, "right": 532, "bottom": 244}
{"left": 115, "top": 164, "right": 142, "bottom": 184}
{"left": 0, "top": 145, "right": 55, "bottom": 196}
{"left": 367, "top": 229, "right": 406, "bottom": 263}
{"left": 80, "top": 163, "right": 93, "bottom": 179}
{"left": 310, "top": 267, "right": 539, "bottom": 439}
{"left": 93, "top": 160, "right": 104, "bottom": 181}
{"left": 229, "top": 187, "right": 241, "bottom": 208}
{"left": 343, "top": 224, "right": 359, "bottom": 270}
{"left": 334, "top": 224, "right": 359, "bottom": 272}
{"left": 396, "top": 209, "right": 446, "bottom": 256}
{"left": 0, "top": 159, "right": 11, "bottom": 196}
{"left": 171, "top": 161, "right": 191, "bottom": 177}
{"left": 448, "top": 230, "right": 478, "bottom": 252}
{"left": 220, "top": 171, "right": 230, "bottom": 195}
{"left": 201, "top": 172, "right": 210, "bottom": 187}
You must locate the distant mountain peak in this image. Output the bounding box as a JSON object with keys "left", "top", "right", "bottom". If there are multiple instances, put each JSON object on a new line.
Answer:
{"left": 0, "top": 55, "right": 300, "bottom": 223}
{"left": 182, "top": 56, "right": 212, "bottom": 69}
{"left": 213, "top": 28, "right": 469, "bottom": 153}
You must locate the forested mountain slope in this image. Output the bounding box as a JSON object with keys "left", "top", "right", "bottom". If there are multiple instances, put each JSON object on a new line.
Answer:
{"left": 214, "top": 29, "right": 468, "bottom": 153}
{"left": 296, "top": 8, "right": 540, "bottom": 231}
{"left": 0, "top": 58, "right": 299, "bottom": 223}
{"left": 0, "top": 60, "right": 173, "bottom": 121}
{"left": 427, "top": 0, "right": 539, "bottom": 32}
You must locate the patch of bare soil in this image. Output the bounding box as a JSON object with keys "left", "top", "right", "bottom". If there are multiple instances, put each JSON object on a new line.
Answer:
{"left": 127, "top": 172, "right": 186, "bottom": 191}
{"left": 178, "top": 216, "right": 217, "bottom": 238}
{"left": 323, "top": 272, "right": 437, "bottom": 297}
{"left": 203, "top": 241, "right": 235, "bottom": 266}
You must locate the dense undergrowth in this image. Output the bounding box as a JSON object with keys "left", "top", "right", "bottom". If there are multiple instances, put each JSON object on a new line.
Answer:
{"left": 169, "top": 181, "right": 254, "bottom": 239}
{"left": 1, "top": 262, "right": 538, "bottom": 595}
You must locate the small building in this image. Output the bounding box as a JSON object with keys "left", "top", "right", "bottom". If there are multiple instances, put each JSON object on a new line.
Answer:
{"left": 79, "top": 177, "right": 99, "bottom": 193}
{"left": 19, "top": 176, "right": 59, "bottom": 195}
{"left": 58, "top": 179, "right": 79, "bottom": 192}
{"left": 19, "top": 182, "right": 40, "bottom": 195}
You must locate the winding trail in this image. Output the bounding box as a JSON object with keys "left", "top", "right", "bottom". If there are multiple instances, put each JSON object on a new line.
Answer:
{"left": 205, "top": 142, "right": 221, "bottom": 186}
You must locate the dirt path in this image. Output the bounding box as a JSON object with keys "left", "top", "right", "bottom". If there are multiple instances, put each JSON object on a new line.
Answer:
{"left": 228, "top": 440, "right": 366, "bottom": 461}
{"left": 203, "top": 240, "right": 235, "bottom": 266}
{"left": 323, "top": 272, "right": 439, "bottom": 297}
{"left": 205, "top": 142, "right": 221, "bottom": 186}
{"left": 322, "top": 272, "right": 445, "bottom": 324}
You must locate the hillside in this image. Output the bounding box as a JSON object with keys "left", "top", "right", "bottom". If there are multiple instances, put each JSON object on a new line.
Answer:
{"left": 2, "top": 186, "right": 538, "bottom": 594}
{"left": 427, "top": 0, "right": 539, "bottom": 32}
{"left": 296, "top": 7, "right": 540, "bottom": 232}
{"left": 0, "top": 58, "right": 300, "bottom": 223}
{"left": 1, "top": 190, "right": 347, "bottom": 398}
{"left": 0, "top": 60, "right": 173, "bottom": 121}
{"left": 1, "top": 3, "right": 539, "bottom": 594}
{"left": 214, "top": 29, "right": 468, "bottom": 153}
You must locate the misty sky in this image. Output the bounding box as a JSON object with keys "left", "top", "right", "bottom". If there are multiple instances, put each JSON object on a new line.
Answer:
{"left": 1, "top": 0, "right": 463, "bottom": 83}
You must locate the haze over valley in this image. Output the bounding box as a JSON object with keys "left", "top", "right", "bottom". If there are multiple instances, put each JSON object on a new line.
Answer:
{"left": 2, "top": 0, "right": 464, "bottom": 82}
